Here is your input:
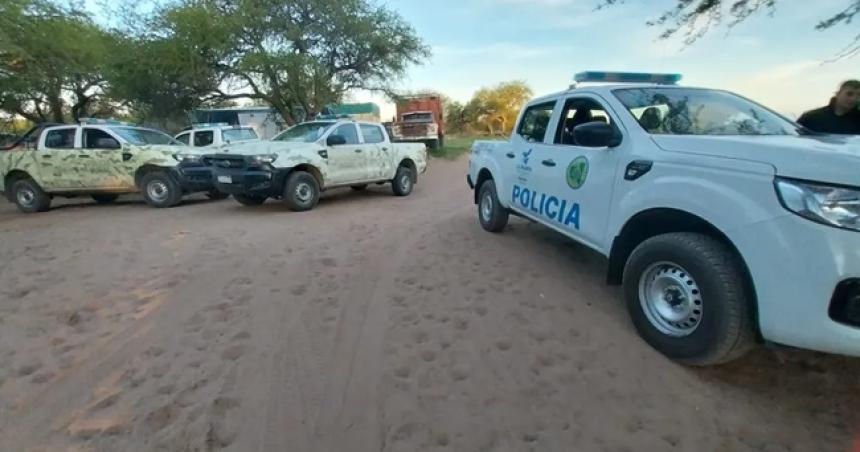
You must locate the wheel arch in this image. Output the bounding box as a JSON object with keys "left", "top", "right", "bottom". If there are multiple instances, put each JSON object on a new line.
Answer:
{"left": 134, "top": 164, "right": 168, "bottom": 188}
{"left": 473, "top": 168, "right": 495, "bottom": 204}
{"left": 289, "top": 163, "right": 323, "bottom": 185}
{"left": 398, "top": 158, "right": 418, "bottom": 182}
{"left": 3, "top": 169, "right": 35, "bottom": 201}
{"left": 607, "top": 208, "right": 760, "bottom": 334}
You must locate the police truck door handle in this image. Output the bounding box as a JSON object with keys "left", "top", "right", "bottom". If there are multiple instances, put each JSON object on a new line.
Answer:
{"left": 381, "top": 147, "right": 389, "bottom": 151}
{"left": 624, "top": 160, "right": 653, "bottom": 181}
{"left": 78, "top": 154, "right": 90, "bottom": 158}
{"left": 355, "top": 149, "right": 363, "bottom": 153}
{"left": 541, "top": 159, "right": 556, "bottom": 167}
{"left": 506, "top": 152, "right": 515, "bottom": 159}
{"left": 122, "top": 153, "right": 133, "bottom": 161}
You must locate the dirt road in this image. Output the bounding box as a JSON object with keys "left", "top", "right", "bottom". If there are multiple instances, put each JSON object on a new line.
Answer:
{"left": 0, "top": 157, "right": 858, "bottom": 452}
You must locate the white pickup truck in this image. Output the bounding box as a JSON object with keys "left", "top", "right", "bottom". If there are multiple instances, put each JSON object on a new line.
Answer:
{"left": 174, "top": 123, "right": 260, "bottom": 148}
{"left": 468, "top": 71, "right": 860, "bottom": 365}
{"left": 206, "top": 120, "right": 427, "bottom": 210}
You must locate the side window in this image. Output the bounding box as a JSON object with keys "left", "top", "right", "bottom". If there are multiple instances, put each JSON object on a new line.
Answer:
{"left": 193, "top": 131, "right": 214, "bottom": 147}
{"left": 83, "top": 128, "right": 120, "bottom": 149}
{"left": 175, "top": 133, "right": 190, "bottom": 145}
{"left": 331, "top": 124, "right": 359, "bottom": 145}
{"left": 516, "top": 102, "right": 555, "bottom": 143}
{"left": 554, "top": 98, "right": 615, "bottom": 146}
{"left": 359, "top": 124, "right": 385, "bottom": 144}
{"left": 44, "top": 128, "right": 77, "bottom": 149}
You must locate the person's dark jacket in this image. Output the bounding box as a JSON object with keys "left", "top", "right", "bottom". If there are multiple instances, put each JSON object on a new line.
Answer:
{"left": 797, "top": 100, "right": 860, "bottom": 135}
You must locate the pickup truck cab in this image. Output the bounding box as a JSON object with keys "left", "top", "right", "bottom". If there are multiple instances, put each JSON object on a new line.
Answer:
{"left": 207, "top": 120, "right": 427, "bottom": 210}
{"left": 468, "top": 71, "right": 860, "bottom": 365}
{"left": 174, "top": 123, "right": 260, "bottom": 148}
{"left": 0, "top": 119, "right": 220, "bottom": 212}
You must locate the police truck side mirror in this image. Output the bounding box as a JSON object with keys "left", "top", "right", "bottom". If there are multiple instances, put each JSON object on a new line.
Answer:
{"left": 573, "top": 122, "right": 622, "bottom": 148}
{"left": 327, "top": 134, "right": 346, "bottom": 146}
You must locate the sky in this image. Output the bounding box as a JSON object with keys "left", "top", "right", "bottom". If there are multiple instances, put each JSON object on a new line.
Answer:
{"left": 346, "top": 0, "right": 859, "bottom": 121}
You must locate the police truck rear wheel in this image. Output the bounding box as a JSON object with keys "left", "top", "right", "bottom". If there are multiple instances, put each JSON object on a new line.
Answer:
{"left": 140, "top": 172, "right": 182, "bottom": 208}
{"left": 477, "top": 180, "right": 508, "bottom": 233}
{"left": 392, "top": 166, "right": 413, "bottom": 196}
{"left": 622, "top": 232, "right": 754, "bottom": 366}
{"left": 234, "top": 194, "right": 266, "bottom": 206}
{"left": 283, "top": 171, "right": 320, "bottom": 211}
{"left": 92, "top": 194, "right": 119, "bottom": 204}
{"left": 11, "top": 178, "right": 51, "bottom": 213}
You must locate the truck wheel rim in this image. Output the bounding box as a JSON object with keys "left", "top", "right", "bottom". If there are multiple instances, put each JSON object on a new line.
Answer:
{"left": 147, "top": 180, "right": 169, "bottom": 203}
{"left": 480, "top": 191, "right": 493, "bottom": 222}
{"left": 400, "top": 173, "right": 411, "bottom": 191}
{"left": 17, "top": 187, "right": 36, "bottom": 207}
{"left": 638, "top": 261, "right": 703, "bottom": 337}
{"left": 295, "top": 182, "right": 313, "bottom": 204}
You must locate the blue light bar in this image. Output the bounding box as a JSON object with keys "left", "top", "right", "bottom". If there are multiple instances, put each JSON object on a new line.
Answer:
{"left": 574, "top": 71, "right": 682, "bottom": 85}
{"left": 315, "top": 114, "right": 351, "bottom": 120}
{"left": 192, "top": 122, "right": 231, "bottom": 128}
{"left": 80, "top": 117, "right": 136, "bottom": 126}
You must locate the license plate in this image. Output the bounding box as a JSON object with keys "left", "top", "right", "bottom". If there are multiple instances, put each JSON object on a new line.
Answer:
{"left": 217, "top": 175, "right": 232, "bottom": 184}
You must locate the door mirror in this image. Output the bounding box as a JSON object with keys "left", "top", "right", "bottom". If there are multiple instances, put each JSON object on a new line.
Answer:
{"left": 573, "top": 121, "right": 622, "bottom": 148}
{"left": 327, "top": 134, "right": 346, "bottom": 146}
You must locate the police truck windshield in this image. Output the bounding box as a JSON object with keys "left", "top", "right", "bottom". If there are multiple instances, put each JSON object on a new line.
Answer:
{"left": 110, "top": 127, "right": 182, "bottom": 145}
{"left": 613, "top": 88, "right": 800, "bottom": 136}
{"left": 273, "top": 122, "right": 336, "bottom": 142}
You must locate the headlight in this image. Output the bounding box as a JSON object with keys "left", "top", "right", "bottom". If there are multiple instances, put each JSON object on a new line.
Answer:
{"left": 173, "top": 153, "right": 200, "bottom": 163}
{"left": 251, "top": 154, "right": 278, "bottom": 164}
{"left": 776, "top": 178, "right": 860, "bottom": 231}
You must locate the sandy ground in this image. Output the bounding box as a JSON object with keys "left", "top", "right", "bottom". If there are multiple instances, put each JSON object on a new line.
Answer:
{"left": 0, "top": 156, "right": 858, "bottom": 452}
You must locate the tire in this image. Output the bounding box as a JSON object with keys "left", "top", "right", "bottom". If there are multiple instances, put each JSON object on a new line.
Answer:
{"left": 350, "top": 184, "right": 367, "bottom": 191}
{"left": 140, "top": 171, "right": 183, "bottom": 208}
{"left": 10, "top": 178, "right": 51, "bottom": 213}
{"left": 391, "top": 165, "right": 414, "bottom": 197}
{"left": 283, "top": 171, "right": 320, "bottom": 212}
{"left": 622, "top": 232, "right": 755, "bottom": 366}
{"left": 91, "top": 194, "right": 119, "bottom": 204}
{"left": 477, "top": 179, "right": 508, "bottom": 232}
{"left": 234, "top": 194, "right": 267, "bottom": 206}
{"left": 206, "top": 191, "right": 229, "bottom": 200}
{"left": 425, "top": 139, "right": 439, "bottom": 150}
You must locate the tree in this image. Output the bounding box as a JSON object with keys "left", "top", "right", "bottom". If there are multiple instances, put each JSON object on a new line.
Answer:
{"left": 0, "top": 0, "right": 116, "bottom": 122}
{"left": 600, "top": 1, "right": 860, "bottom": 58}
{"left": 156, "top": 0, "right": 430, "bottom": 124}
{"left": 467, "top": 81, "right": 532, "bottom": 135}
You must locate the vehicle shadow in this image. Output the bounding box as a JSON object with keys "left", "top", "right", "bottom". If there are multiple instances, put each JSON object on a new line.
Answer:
{"left": 220, "top": 185, "right": 402, "bottom": 214}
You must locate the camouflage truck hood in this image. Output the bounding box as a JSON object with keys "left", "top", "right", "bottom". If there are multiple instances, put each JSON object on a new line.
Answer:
{"left": 216, "top": 141, "right": 323, "bottom": 156}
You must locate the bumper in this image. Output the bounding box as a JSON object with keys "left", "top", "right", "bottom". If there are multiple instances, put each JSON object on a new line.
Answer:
{"left": 174, "top": 163, "right": 216, "bottom": 193}
{"left": 731, "top": 214, "right": 860, "bottom": 356}
{"left": 212, "top": 167, "right": 288, "bottom": 198}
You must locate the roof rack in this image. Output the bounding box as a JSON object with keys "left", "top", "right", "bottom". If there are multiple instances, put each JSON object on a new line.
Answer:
{"left": 191, "top": 122, "right": 231, "bottom": 128}
{"left": 572, "top": 71, "right": 682, "bottom": 86}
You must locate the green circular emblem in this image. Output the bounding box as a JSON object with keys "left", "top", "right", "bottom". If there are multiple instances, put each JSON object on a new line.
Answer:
{"left": 566, "top": 156, "right": 589, "bottom": 189}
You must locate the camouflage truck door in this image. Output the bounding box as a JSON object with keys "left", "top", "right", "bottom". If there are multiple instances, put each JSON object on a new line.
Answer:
{"left": 358, "top": 123, "right": 394, "bottom": 181}
{"left": 81, "top": 128, "right": 133, "bottom": 190}
{"left": 38, "top": 127, "right": 82, "bottom": 189}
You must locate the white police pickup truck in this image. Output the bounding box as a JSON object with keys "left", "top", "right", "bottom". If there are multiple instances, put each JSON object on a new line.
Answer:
{"left": 468, "top": 71, "right": 860, "bottom": 365}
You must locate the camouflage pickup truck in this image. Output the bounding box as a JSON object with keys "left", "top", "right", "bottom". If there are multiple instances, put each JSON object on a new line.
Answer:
{"left": 206, "top": 120, "right": 427, "bottom": 211}
{"left": 0, "top": 120, "right": 221, "bottom": 213}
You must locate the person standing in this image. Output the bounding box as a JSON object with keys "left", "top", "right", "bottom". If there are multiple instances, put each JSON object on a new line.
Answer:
{"left": 798, "top": 80, "right": 860, "bottom": 134}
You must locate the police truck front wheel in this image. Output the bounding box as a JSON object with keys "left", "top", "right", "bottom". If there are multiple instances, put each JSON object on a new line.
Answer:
{"left": 140, "top": 172, "right": 182, "bottom": 208}
{"left": 477, "top": 180, "right": 508, "bottom": 233}
{"left": 11, "top": 178, "right": 51, "bottom": 213}
{"left": 283, "top": 171, "right": 320, "bottom": 211}
{"left": 622, "top": 232, "right": 755, "bottom": 366}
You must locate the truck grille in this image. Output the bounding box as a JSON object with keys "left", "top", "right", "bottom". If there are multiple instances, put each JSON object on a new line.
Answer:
{"left": 203, "top": 154, "right": 248, "bottom": 169}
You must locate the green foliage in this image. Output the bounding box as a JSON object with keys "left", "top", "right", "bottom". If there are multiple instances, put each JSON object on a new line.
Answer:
{"left": 461, "top": 80, "right": 532, "bottom": 135}
{"left": 0, "top": 0, "right": 116, "bottom": 122}
{"left": 429, "top": 134, "right": 477, "bottom": 160}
